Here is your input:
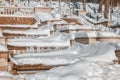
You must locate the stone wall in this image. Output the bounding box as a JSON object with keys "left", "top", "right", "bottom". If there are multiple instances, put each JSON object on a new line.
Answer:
{"left": 0, "top": 52, "right": 8, "bottom": 71}
{"left": 0, "top": 16, "right": 36, "bottom": 25}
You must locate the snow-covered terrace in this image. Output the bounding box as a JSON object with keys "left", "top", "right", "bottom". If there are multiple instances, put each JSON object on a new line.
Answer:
{"left": 38, "top": 20, "right": 68, "bottom": 32}
{"left": 7, "top": 42, "right": 120, "bottom": 80}
{"left": 58, "top": 24, "right": 99, "bottom": 33}
{"left": 3, "top": 29, "right": 50, "bottom": 37}
{"left": 40, "top": 19, "right": 64, "bottom": 26}
{"left": 0, "top": 13, "right": 34, "bottom": 17}
{"left": 9, "top": 42, "right": 118, "bottom": 66}
{"left": 0, "top": 24, "right": 38, "bottom": 29}
{"left": 69, "top": 31, "right": 120, "bottom": 44}
{"left": 71, "top": 31, "right": 120, "bottom": 38}
{"left": 0, "top": 0, "right": 120, "bottom": 77}
{"left": 7, "top": 31, "right": 70, "bottom": 48}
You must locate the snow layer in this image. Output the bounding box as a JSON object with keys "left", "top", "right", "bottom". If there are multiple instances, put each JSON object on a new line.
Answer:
{"left": 14, "top": 41, "right": 119, "bottom": 80}
{"left": 7, "top": 41, "right": 70, "bottom": 47}
{"left": 1, "top": 62, "right": 120, "bottom": 80}
{"left": 23, "top": 61, "right": 120, "bottom": 80}
{"left": 70, "top": 31, "right": 120, "bottom": 39}
{"left": 0, "top": 24, "right": 38, "bottom": 28}
{"left": 7, "top": 31, "right": 70, "bottom": 47}
{"left": 0, "top": 43, "right": 8, "bottom": 51}
{"left": 34, "top": 12, "right": 54, "bottom": 22}
{"left": 9, "top": 42, "right": 117, "bottom": 66}
{"left": 58, "top": 24, "right": 96, "bottom": 31}
{"left": 3, "top": 29, "right": 50, "bottom": 36}
{"left": 16, "top": 1, "right": 39, "bottom": 8}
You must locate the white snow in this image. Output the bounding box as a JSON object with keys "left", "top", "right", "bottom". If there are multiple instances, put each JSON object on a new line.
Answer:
{"left": 0, "top": 1, "right": 9, "bottom": 7}
{"left": 0, "top": 14, "right": 34, "bottom": 17}
{"left": 34, "top": 12, "right": 54, "bottom": 22}
{"left": 7, "top": 31, "right": 70, "bottom": 47}
{"left": 0, "top": 71, "right": 13, "bottom": 77}
{"left": 0, "top": 1, "right": 120, "bottom": 80}
{"left": 0, "top": 24, "right": 38, "bottom": 28}
{"left": 27, "top": 61, "right": 120, "bottom": 80}
{"left": 58, "top": 24, "right": 98, "bottom": 31}
{"left": 70, "top": 31, "right": 120, "bottom": 39}
{"left": 13, "top": 41, "right": 119, "bottom": 80}
{"left": 1, "top": 61, "right": 120, "bottom": 80}
{"left": 9, "top": 42, "right": 117, "bottom": 66}
{"left": 54, "top": 13, "right": 61, "bottom": 19}
{"left": 3, "top": 29, "right": 50, "bottom": 36}
{"left": 0, "top": 43, "right": 8, "bottom": 52}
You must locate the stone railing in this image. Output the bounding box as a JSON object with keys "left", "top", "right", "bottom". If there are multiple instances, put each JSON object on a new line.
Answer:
{"left": 0, "top": 7, "right": 34, "bottom": 15}
{"left": 0, "top": 6, "right": 51, "bottom": 15}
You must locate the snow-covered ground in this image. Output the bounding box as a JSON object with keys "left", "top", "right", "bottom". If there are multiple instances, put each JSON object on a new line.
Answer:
{"left": 0, "top": 24, "right": 38, "bottom": 28}
{"left": 23, "top": 61, "right": 120, "bottom": 80}
{"left": 0, "top": 1, "right": 120, "bottom": 80}
{"left": 1, "top": 42, "right": 120, "bottom": 80}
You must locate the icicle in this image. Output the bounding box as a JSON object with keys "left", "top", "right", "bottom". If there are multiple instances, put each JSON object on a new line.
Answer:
{"left": 48, "top": 47, "right": 52, "bottom": 52}
{"left": 13, "top": 49, "right": 16, "bottom": 54}
{"left": 37, "top": 47, "right": 41, "bottom": 53}
{"left": 26, "top": 47, "right": 30, "bottom": 53}
{"left": 29, "top": 47, "right": 32, "bottom": 53}
{"left": 29, "top": 47, "right": 34, "bottom": 53}
{"left": 32, "top": 47, "right": 35, "bottom": 53}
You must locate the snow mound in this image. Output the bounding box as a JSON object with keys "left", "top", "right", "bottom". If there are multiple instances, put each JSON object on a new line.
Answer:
{"left": 23, "top": 61, "right": 120, "bottom": 80}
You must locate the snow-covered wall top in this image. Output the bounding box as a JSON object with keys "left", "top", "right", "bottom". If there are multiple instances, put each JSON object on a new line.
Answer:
{"left": 7, "top": 31, "right": 70, "bottom": 47}
{"left": 9, "top": 42, "right": 117, "bottom": 66}
{"left": 70, "top": 31, "right": 120, "bottom": 39}
{"left": 3, "top": 29, "right": 50, "bottom": 36}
